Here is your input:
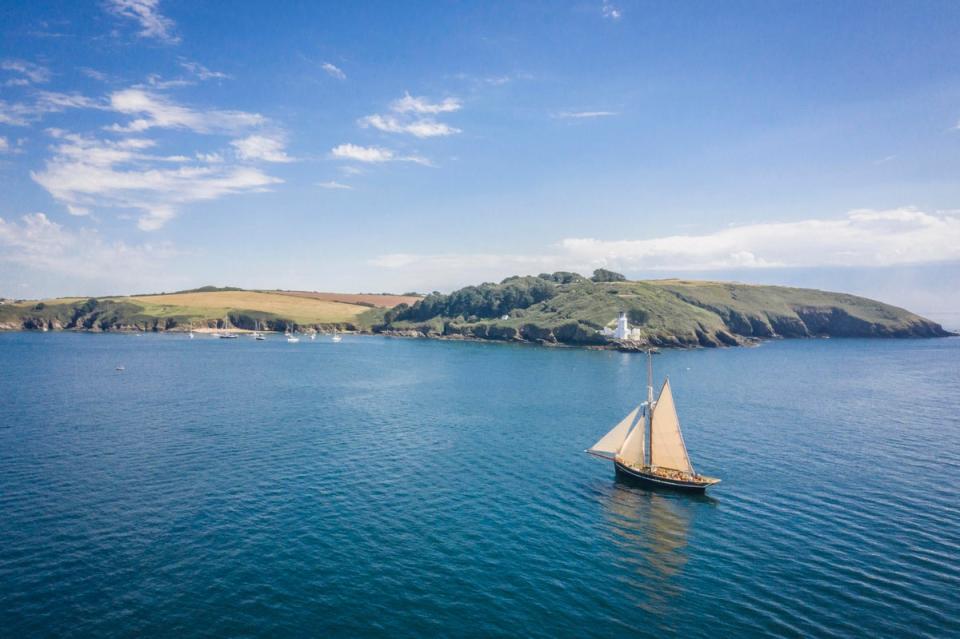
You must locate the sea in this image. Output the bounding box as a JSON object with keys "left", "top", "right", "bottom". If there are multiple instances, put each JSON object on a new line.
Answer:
{"left": 1, "top": 333, "right": 958, "bottom": 638}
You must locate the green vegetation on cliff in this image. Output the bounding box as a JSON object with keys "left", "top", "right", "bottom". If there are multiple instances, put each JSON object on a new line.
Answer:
{"left": 1, "top": 274, "right": 950, "bottom": 346}
{"left": 376, "top": 270, "right": 951, "bottom": 347}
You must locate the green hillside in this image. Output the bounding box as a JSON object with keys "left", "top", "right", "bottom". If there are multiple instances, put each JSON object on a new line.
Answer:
{"left": 0, "top": 289, "right": 395, "bottom": 333}
{"left": 375, "top": 271, "right": 951, "bottom": 347}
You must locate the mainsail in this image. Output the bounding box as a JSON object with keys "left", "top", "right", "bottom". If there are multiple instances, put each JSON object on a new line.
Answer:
{"left": 650, "top": 379, "right": 693, "bottom": 474}
{"left": 587, "top": 406, "right": 640, "bottom": 459}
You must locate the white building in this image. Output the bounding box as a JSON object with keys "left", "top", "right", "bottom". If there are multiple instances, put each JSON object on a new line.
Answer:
{"left": 600, "top": 311, "right": 644, "bottom": 341}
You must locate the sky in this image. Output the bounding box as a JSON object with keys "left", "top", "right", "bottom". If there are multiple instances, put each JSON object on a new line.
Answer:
{"left": 1, "top": 1, "right": 959, "bottom": 321}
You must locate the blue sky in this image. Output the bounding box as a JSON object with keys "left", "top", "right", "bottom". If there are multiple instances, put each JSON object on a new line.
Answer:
{"left": 1, "top": 1, "right": 959, "bottom": 320}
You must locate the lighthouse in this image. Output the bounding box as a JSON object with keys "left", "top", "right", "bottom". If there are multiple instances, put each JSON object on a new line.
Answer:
{"left": 614, "top": 311, "right": 630, "bottom": 339}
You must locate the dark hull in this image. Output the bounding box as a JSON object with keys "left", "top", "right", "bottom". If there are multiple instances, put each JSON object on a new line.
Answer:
{"left": 614, "top": 462, "right": 713, "bottom": 492}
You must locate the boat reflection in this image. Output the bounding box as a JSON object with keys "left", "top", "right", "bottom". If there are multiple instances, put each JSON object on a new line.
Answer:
{"left": 601, "top": 480, "right": 716, "bottom": 615}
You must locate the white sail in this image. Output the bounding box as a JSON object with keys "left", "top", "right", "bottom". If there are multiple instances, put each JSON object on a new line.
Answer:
{"left": 650, "top": 379, "right": 693, "bottom": 474}
{"left": 618, "top": 405, "right": 646, "bottom": 467}
{"left": 587, "top": 406, "right": 640, "bottom": 459}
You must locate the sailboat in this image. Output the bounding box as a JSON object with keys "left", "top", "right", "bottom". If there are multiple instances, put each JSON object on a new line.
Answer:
{"left": 331, "top": 330, "right": 342, "bottom": 343}
{"left": 217, "top": 315, "right": 238, "bottom": 339}
{"left": 586, "top": 350, "right": 720, "bottom": 492}
{"left": 252, "top": 320, "right": 266, "bottom": 340}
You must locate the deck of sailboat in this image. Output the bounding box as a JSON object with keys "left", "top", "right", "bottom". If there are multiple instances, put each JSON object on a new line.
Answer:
{"left": 615, "top": 461, "right": 720, "bottom": 491}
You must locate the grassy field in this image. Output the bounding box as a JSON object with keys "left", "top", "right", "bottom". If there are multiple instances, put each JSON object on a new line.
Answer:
{"left": 274, "top": 291, "right": 421, "bottom": 308}
{"left": 125, "top": 291, "right": 369, "bottom": 324}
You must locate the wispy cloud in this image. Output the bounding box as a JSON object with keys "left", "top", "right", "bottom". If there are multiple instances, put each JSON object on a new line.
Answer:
{"left": 0, "top": 137, "right": 9, "bottom": 153}
{"left": 371, "top": 208, "right": 960, "bottom": 284}
{"left": 106, "top": 88, "right": 265, "bottom": 133}
{"left": 231, "top": 134, "right": 293, "bottom": 163}
{"left": 554, "top": 110, "right": 618, "bottom": 119}
{"left": 0, "top": 211, "right": 177, "bottom": 287}
{"left": 391, "top": 92, "right": 461, "bottom": 115}
{"left": 321, "top": 62, "right": 346, "bottom": 80}
{"left": 105, "top": 0, "right": 180, "bottom": 44}
{"left": 80, "top": 67, "right": 111, "bottom": 82}
{"left": 0, "top": 91, "right": 101, "bottom": 126}
{"left": 357, "top": 91, "right": 462, "bottom": 140}
{"left": 1, "top": 59, "right": 51, "bottom": 85}
{"left": 32, "top": 131, "right": 282, "bottom": 230}
{"left": 602, "top": 1, "right": 622, "bottom": 20}
{"left": 179, "top": 60, "right": 230, "bottom": 81}
{"left": 330, "top": 143, "right": 430, "bottom": 166}
{"left": 358, "top": 114, "right": 460, "bottom": 138}
{"left": 317, "top": 180, "right": 353, "bottom": 190}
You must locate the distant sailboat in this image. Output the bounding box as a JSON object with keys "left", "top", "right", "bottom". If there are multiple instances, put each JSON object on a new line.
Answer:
{"left": 252, "top": 320, "right": 266, "bottom": 340}
{"left": 287, "top": 334, "right": 300, "bottom": 343}
{"left": 331, "top": 330, "right": 342, "bottom": 343}
{"left": 587, "top": 350, "right": 720, "bottom": 492}
{"left": 217, "top": 315, "right": 238, "bottom": 339}
{"left": 189, "top": 322, "right": 195, "bottom": 339}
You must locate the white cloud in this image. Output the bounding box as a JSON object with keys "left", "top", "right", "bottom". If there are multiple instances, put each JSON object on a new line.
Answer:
{"left": 0, "top": 137, "right": 8, "bottom": 153}
{"left": 391, "top": 93, "right": 461, "bottom": 115}
{"left": 322, "top": 62, "right": 346, "bottom": 80}
{"left": 0, "top": 212, "right": 177, "bottom": 283}
{"left": 195, "top": 151, "right": 224, "bottom": 163}
{"left": 2, "top": 59, "right": 51, "bottom": 85}
{"left": 0, "top": 91, "right": 100, "bottom": 126}
{"left": 231, "top": 134, "right": 293, "bottom": 163}
{"left": 555, "top": 110, "right": 618, "bottom": 119}
{"left": 358, "top": 114, "right": 460, "bottom": 138}
{"left": 330, "top": 143, "right": 432, "bottom": 166}
{"left": 317, "top": 180, "right": 353, "bottom": 190}
{"left": 179, "top": 60, "right": 230, "bottom": 81}
{"left": 357, "top": 91, "right": 462, "bottom": 140}
{"left": 330, "top": 143, "right": 395, "bottom": 163}
{"left": 32, "top": 131, "right": 282, "bottom": 230}
{"left": 371, "top": 208, "right": 960, "bottom": 283}
{"left": 106, "top": 88, "right": 265, "bottom": 133}
{"left": 105, "top": 0, "right": 180, "bottom": 44}
{"left": 602, "top": 1, "right": 622, "bottom": 20}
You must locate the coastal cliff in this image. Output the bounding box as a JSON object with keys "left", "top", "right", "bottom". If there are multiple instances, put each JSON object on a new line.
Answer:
{"left": 373, "top": 272, "right": 951, "bottom": 348}
{"left": 1, "top": 276, "right": 951, "bottom": 348}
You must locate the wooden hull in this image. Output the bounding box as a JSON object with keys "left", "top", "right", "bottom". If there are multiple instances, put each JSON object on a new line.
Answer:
{"left": 614, "top": 461, "right": 718, "bottom": 492}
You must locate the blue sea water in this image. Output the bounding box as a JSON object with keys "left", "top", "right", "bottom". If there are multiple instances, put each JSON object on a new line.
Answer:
{"left": 0, "top": 333, "right": 958, "bottom": 638}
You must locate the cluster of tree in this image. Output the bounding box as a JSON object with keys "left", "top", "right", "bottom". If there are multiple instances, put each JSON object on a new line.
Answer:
{"left": 536, "top": 271, "right": 586, "bottom": 284}
{"left": 384, "top": 270, "right": 630, "bottom": 324}
{"left": 389, "top": 276, "right": 559, "bottom": 322}
{"left": 589, "top": 268, "right": 626, "bottom": 282}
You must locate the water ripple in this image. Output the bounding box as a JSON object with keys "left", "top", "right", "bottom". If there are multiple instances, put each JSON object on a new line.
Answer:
{"left": 0, "top": 334, "right": 958, "bottom": 637}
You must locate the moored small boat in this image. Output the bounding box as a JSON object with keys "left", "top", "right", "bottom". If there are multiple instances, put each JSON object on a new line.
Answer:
{"left": 586, "top": 350, "right": 720, "bottom": 493}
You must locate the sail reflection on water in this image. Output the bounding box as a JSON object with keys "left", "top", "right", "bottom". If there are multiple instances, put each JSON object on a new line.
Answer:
{"left": 601, "top": 485, "right": 712, "bottom": 615}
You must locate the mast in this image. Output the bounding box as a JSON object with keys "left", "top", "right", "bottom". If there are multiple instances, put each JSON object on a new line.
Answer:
{"left": 646, "top": 349, "right": 654, "bottom": 467}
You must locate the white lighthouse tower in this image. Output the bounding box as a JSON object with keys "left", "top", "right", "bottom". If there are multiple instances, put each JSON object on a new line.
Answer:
{"left": 614, "top": 311, "right": 630, "bottom": 339}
